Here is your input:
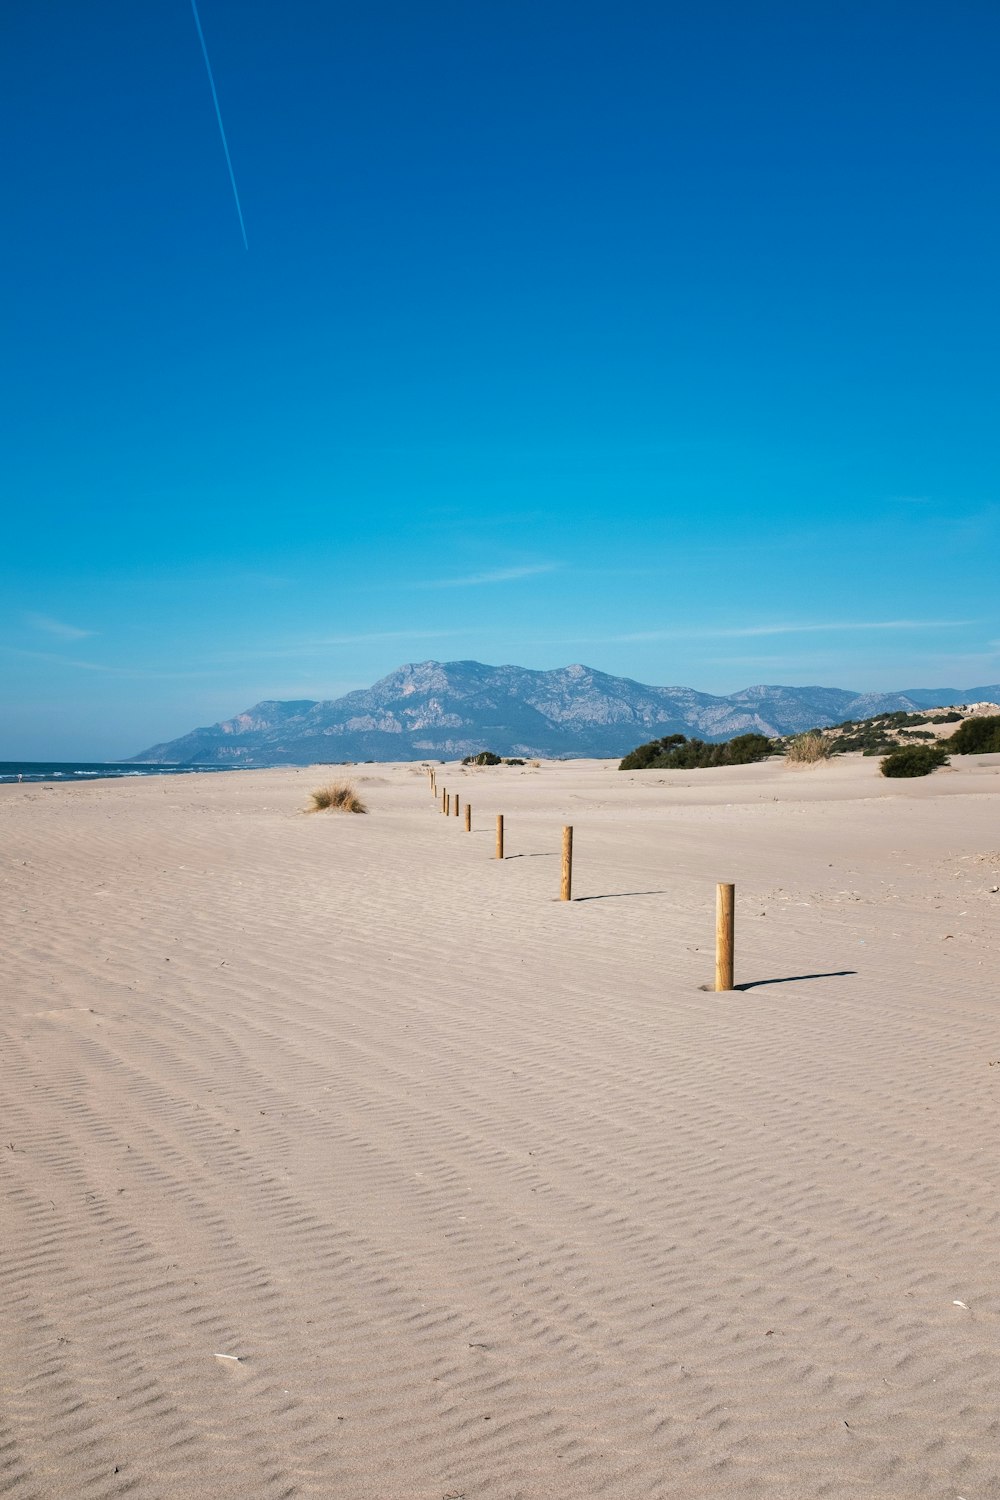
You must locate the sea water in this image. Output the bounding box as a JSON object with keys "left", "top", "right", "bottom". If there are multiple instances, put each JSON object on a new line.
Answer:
{"left": 0, "top": 762, "right": 235, "bottom": 785}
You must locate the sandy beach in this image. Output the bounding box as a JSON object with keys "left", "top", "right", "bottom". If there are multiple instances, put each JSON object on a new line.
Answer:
{"left": 1, "top": 754, "right": 998, "bottom": 1499}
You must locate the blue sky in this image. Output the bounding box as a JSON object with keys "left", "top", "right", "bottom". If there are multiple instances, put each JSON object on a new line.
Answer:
{"left": 2, "top": 0, "right": 998, "bottom": 758}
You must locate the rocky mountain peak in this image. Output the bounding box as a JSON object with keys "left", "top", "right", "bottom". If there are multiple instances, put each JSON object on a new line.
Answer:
{"left": 131, "top": 661, "right": 1000, "bottom": 767}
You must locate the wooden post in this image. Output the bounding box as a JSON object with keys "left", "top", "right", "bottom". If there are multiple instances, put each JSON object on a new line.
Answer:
{"left": 715, "top": 883, "right": 735, "bottom": 991}
{"left": 464, "top": 803, "right": 471, "bottom": 832}
{"left": 454, "top": 795, "right": 460, "bottom": 817}
{"left": 444, "top": 792, "right": 450, "bottom": 816}
{"left": 495, "top": 814, "right": 504, "bottom": 860}
{"left": 442, "top": 788, "right": 447, "bottom": 813}
{"left": 560, "top": 826, "right": 573, "bottom": 901}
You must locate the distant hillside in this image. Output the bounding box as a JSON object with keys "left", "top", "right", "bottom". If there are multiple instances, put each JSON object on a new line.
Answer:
{"left": 131, "top": 661, "right": 1000, "bottom": 766}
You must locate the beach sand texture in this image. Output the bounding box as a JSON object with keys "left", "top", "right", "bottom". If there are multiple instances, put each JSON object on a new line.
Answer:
{"left": 2, "top": 756, "right": 998, "bottom": 1499}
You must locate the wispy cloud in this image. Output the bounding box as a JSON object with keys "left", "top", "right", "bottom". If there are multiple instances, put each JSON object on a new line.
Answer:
{"left": 25, "top": 612, "right": 96, "bottom": 641}
{"left": 209, "top": 630, "right": 460, "bottom": 664}
{"left": 2, "top": 647, "right": 212, "bottom": 680}
{"left": 415, "top": 563, "right": 560, "bottom": 589}
{"left": 612, "top": 619, "right": 974, "bottom": 643}
{"left": 309, "top": 629, "right": 459, "bottom": 645}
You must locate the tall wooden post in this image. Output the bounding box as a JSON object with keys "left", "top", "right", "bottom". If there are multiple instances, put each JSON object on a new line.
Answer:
{"left": 444, "top": 792, "right": 450, "bottom": 816}
{"left": 454, "top": 794, "right": 460, "bottom": 817}
{"left": 442, "top": 788, "right": 447, "bottom": 813}
{"left": 496, "top": 814, "right": 504, "bottom": 860}
{"left": 715, "top": 883, "right": 735, "bottom": 991}
{"left": 464, "top": 803, "right": 471, "bottom": 832}
{"left": 560, "top": 826, "right": 573, "bottom": 901}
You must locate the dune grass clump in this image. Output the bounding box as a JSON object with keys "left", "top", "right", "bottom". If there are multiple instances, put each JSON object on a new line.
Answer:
{"left": 309, "top": 781, "right": 368, "bottom": 813}
{"left": 785, "top": 731, "right": 832, "bottom": 765}
{"left": 880, "top": 744, "right": 949, "bottom": 778}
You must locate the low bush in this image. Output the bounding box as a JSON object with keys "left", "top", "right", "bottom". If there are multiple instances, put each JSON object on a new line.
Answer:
{"left": 619, "top": 735, "right": 686, "bottom": 770}
{"left": 619, "top": 732, "right": 773, "bottom": 771}
{"left": 309, "top": 781, "right": 368, "bottom": 812}
{"left": 462, "top": 750, "right": 502, "bottom": 766}
{"left": 725, "top": 733, "right": 775, "bottom": 764}
{"left": 880, "top": 744, "right": 949, "bottom": 778}
{"left": 946, "top": 715, "right": 1000, "bottom": 755}
{"left": 784, "top": 731, "right": 831, "bottom": 765}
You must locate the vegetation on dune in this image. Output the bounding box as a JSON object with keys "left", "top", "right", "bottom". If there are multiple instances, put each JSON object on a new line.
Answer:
{"left": 619, "top": 705, "right": 992, "bottom": 774}
{"left": 309, "top": 781, "right": 368, "bottom": 813}
{"left": 946, "top": 715, "right": 1000, "bottom": 755}
{"left": 783, "top": 731, "right": 832, "bottom": 765}
{"left": 619, "top": 732, "right": 774, "bottom": 771}
{"left": 774, "top": 708, "right": 964, "bottom": 758}
{"left": 880, "top": 744, "right": 949, "bottom": 778}
{"left": 462, "top": 750, "right": 528, "bottom": 766}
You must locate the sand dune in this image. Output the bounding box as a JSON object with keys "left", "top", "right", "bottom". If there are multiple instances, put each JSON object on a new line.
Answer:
{"left": 1, "top": 755, "right": 998, "bottom": 1498}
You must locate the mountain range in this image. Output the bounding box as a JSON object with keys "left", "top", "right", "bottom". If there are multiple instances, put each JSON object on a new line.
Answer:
{"left": 131, "top": 660, "right": 1000, "bottom": 766}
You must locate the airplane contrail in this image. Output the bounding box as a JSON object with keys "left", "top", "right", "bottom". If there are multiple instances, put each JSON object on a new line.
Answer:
{"left": 189, "top": 0, "right": 248, "bottom": 249}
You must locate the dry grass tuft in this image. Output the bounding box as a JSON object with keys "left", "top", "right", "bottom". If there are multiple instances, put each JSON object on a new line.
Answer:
{"left": 309, "top": 781, "right": 368, "bottom": 814}
{"left": 784, "top": 732, "right": 832, "bottom": 765}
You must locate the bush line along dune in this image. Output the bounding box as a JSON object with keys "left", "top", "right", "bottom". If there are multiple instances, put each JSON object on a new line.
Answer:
{"left": 619, "top": 733, "right": 773, "bottom": 771}
{"left": 309, "top": 781, "right": 368, "bottom": 813}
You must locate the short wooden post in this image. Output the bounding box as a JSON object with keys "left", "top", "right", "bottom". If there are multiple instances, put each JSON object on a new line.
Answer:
{"left": 454, "top": 795, "right": 460, "bottom": 817}
{"left": 560, "top": 826, "right": 573, "bottom": 901}
{"left": 495, "top": 814, "right": 504, "bottom": 860}
{"left": 442, "top": 788, "right": 447, "bottom": 813}
{"left": 464, "top": 803, "right": 471, "bottom": 832}
{"left": 444, "top": 792, "right": 450, "bottom": 816}
{"left": 715, "top": 883, "right": 735, "bottom": 991}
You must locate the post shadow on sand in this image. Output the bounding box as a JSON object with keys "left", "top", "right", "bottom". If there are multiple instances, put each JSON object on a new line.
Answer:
{"left": 574, "top": 890, "right": 670, "bottom": 902}
{"left": 734, "top": 970, "right": 857, "bottom": 991}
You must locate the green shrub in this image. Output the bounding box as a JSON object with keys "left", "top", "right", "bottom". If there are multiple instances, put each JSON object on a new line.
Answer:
{"left": 725, "top": 733, "right": 775, "bottom": 764}
{"left": 462, "top": 750, "right": 502, "bottom": 766}
{"left": 947, "top": 715, "right": 1000, "bottom": 755}
{"left": 619, "top": 732, "right": 773, "bottom": 771}
{"left": 619, "top": 735, "right": 686, "bottom": 770}
{"left": 835, "top": 728, "right": 896, "bottom": 754}
{"left": 880, "top": 744, "right": 949, "bottom": 778}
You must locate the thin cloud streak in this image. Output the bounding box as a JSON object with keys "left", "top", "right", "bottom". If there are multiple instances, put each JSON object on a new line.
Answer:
{"left": 2, "top": 647, "right": 214, "bottom": 681}
{"left": 414, "top": 563, "right": 560, "bottom": 588}
{"left": 25, "top": 613, "right": 95, "bottom": 641}
{"left": 613, "top": 619, "right": 974, "bottom": 643}
{"left": 209, "top": 630, "right": 461, "bottom": 664}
